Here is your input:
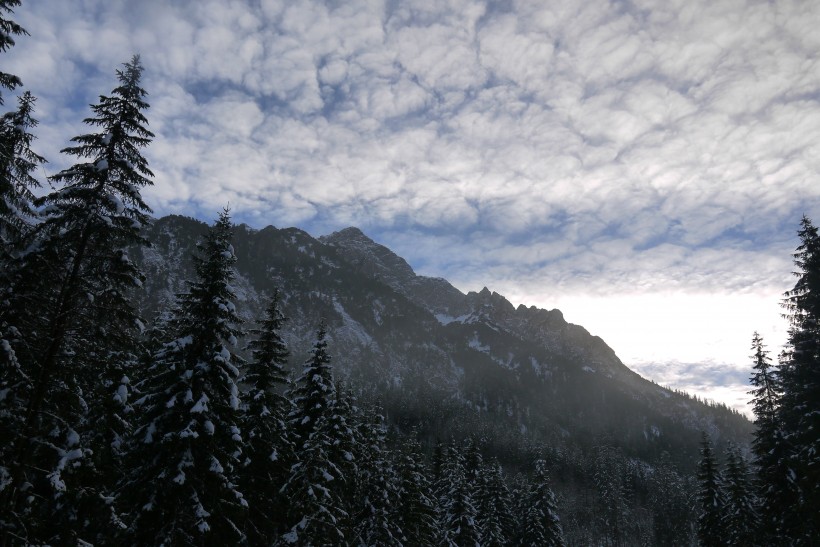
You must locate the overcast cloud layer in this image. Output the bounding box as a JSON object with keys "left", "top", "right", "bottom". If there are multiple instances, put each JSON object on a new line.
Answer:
{"left": 7, "top": 0, "right": 820, "bottom": 413}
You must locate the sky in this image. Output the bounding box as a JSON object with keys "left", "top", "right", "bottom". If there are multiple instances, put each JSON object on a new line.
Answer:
{"left": 7, "top": 0, "right": 820, "bottom": 414}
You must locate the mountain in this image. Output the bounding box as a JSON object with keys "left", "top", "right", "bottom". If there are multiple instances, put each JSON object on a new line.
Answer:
{"left": 134, "top": 215, "right": 752, "bottom": 472}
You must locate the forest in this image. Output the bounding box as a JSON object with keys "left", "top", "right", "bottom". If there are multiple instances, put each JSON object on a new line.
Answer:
{"left": 1, "top": 1, "right": 819, "bottom": 545}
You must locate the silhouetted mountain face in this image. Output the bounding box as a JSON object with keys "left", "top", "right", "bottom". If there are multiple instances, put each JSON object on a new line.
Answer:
{"left": 134, "top": 215, "right": 752, "bottom": 470}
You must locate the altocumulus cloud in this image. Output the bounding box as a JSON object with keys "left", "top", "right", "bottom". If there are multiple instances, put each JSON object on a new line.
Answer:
{"left": 6, "top": 0, "right": 820, "bottom": 412}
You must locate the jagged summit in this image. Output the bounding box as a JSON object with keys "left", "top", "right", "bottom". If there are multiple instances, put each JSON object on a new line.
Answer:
{"left": 321, "top": 226, "right": 417, "bottom": 283}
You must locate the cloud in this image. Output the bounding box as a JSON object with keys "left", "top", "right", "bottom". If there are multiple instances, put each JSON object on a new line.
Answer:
{"left": 6, "top": 0, "right": 820, "bottom": 408}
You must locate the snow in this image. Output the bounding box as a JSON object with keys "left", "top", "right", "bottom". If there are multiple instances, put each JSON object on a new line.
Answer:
{"left": 114, "top": 384, "right": 128, "bottom": 404}
{"left": 210, "top": 456, "right": 224, "bottom": 473}
{"left": 101, "top": 132, "right": 112, "bottom": 145}
{"left": 467, "top": 333, "right": 490, "bottom": 353}
{"left": 95, "top": 158, "right": 109, "bottom": 171}
{"left": 66, "top": 429, "right": 80, "bottom": 447}
{"left": 191, "top": 394, "right": 209, "bottom": 413}
{"left": 582, "top": 366, "right": 595, "bottom": 373}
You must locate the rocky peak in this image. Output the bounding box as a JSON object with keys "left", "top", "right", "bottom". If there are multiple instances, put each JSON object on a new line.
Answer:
{"left": 321, "top": 227, "right": 417, "bottom": 285}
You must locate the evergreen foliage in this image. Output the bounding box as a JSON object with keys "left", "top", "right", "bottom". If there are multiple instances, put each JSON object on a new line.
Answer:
{"left": 240, "top": 290, "right": 292, "bottom": 543}
{"left": 396, "top": 435, "right": 438, "bottom": 546}
{"left": 0, "top": 0, "right": 25, "bottom": 101}
{"left": 696, "top": 432, "right": 724, "bottom": 547}
{"left": 0, "top": 91, "right": 43, "bottom": 246}
{"left": 774, "top": 215, "right": 820, "bottom": 543}
{"left": 722, "top": 444, "right": 757, "bottom": 546}
{"left": 521, "top": 460, "right": 564, "bottom": 547}
{"left": 124, "top": 210, "right": 248, "bottom": 545}
{"left": 1, "top": 55, "right": 152, "bottom": 545}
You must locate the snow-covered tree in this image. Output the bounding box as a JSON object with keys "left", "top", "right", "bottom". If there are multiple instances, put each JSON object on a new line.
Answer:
{"left": 396, "top": 434, "right": 438, "bottom": 546}
{"left": 124, "top": 210, "right": 248, "bottom": 545}
{"left": 240, "top": 290, "right": 293, "bottom": 543}
{"left": 722, "top": 444, "right": 757, "bottom": 546}
{"left": 0, "top": 91, "right": 43, "bottom": 246}
{"left": 0, "top": 0, "right": 25, "bottom": 103}
{"left": 774, "top": 215, "right": 820, "bottom": 543}
{"left": 747, "top": 331, "right": 784, "bottom": 542}
{"left": 1, "top": 56, "right": 152, "bottom": 545}
{"left": 521, "top": 459, "right": 564, "bottom": 547}
{"left": 696, "top": 432, "right": 724, "bottom": 547}
{"left": 351, "top": 405, "right": 403, "bottom": 546}
{"left": 288, "top": 322, "right": 335, "bottom": 444}
{"left": 476, "top": 458, "right": 514, "bottom": 546}
{"left": 280, "top": 326, "right": 349, "bottom": 545}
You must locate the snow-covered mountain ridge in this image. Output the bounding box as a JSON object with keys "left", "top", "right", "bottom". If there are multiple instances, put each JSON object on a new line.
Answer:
{"left": 134, "top": 215, "right": 752, "bottom": 471}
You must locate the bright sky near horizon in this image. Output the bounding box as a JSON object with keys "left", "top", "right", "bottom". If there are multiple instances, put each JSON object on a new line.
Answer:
{"left": 7, "top": 0, "right": 820, "bottom": 414}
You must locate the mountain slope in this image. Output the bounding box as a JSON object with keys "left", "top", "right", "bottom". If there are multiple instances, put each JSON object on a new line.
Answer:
{"left": 134, "top": 215, "right": 752, "bottom": 472}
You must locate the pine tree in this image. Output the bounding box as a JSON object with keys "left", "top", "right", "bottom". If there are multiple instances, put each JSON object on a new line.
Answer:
{"left": 124, "top": 210, "right": 248, "bottom": 545}
{"left": 0, "top": 91, "right": 44, "bottom": 246}
{"left": 280, "top": 326, "right": 348, "bottom": 545}
{"left": 396, "top": 434, "right": 438, "bottom": 546}
{"left": 477, "top": 459, "right": 514, "bottom": 546}
{"left": 775, "top": 215, "right": 820, "bottom": 543}
{"left": 649, "top": 454, "right": 695, "bottom": 546}
{"left": 1, "top": 56, "right": 153, "bottom": 545}
{"left": 240, "top": 290, "right": 293, "bottom": 543}
{"left": 696, "top": 432, "right": 724, "bottom": 547}
{"left": 592, "top": 445, "right": 630, "bottom": 545}
{"left": 521, "top": 459, "right": 564, "bottom": 547}
{"left": 0, "top": 1, "right": 25, "bottom": 103}
{"left": 747, "top": 331, "right": 783, "bottom": 542}
{"left": 0, "top": 92, "right": 45, "bottom": 541}
{"left": 352, "top": 405, "right": 403, "bottom": 547}
{"left": 288, "top": 322, "right": 335, "bottom": 444}
{"left": 722, "top": 444, "right": 757, "bottom": 546}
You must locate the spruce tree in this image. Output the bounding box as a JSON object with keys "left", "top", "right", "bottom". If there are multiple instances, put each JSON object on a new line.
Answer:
{"left": 288, "top": 322, "right": 334, "bottom": 444}
{"left": 1, "top": 56, "right": 153, "bottom": 545}
{"left": 240, "top": 290, "right": 292, "bottom": 543}
{"left": 280, "top": 325, "right": 348, "bottom": 545}
{"left": 124, "top": 210, "right": 248, "bottom": 545}
{"left": 0, "top": 92, "right": 45, "bottom": 538}
{"left": 521, "top": 459, "right": 564, "bottom": 547}
{"left": 775, "top": 215, "right": 820, "bottom": 543}
{"left": 397, "top": 434, "right": 438, "bottom": 546}
{"left": 696, "top": 432, "right": 724, "bottom": 547}
{"left": 0, "top": 0, "right": 25, "bottom": 103}
{"left": 748, "top": 331, "right": 784, "bottom": 542}
{"left": 477, "top": 459, "right": 514, "bottom": 546}
{"left": 722, "top": 444, "right": 757, "bottom": 546}
{"left": 352, "top": 405, "right": 403, "bottom": 547}
{"left": 0, "top": 91, "right": 43, "bottom": 246}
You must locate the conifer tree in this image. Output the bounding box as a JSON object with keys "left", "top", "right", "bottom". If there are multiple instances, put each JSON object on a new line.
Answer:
{"left": 477, "top": 459, "right": 514, "bottom": 546}
{"left": 352, "top": 405, "right": 403, "bottom": 546}
{"left": 0, "top": 1, "right": 25, "bottom": 103}
{"left": 288, "top": 322, "right": 335, "bottom": 443}
{"left": 1, "top": 56, "right": 153, "bottom": 545}
{"left": 521, "top": 459, "right": 564, "bottom": 547}
{"left": 0, "top": 92, "right": 45, "bottom": 538}
{"left": 649, "top": 455, "right": 694, "bottom": 545}
{"left": 0, "top": 91, "right": 43, "bottom": 246}
{"left": 774, "top": 215, "right": 820, "bottom": 543}
{"left": 696, "top": 432, "right": 724, "bottom": 547}
{"left": 747, "top": 331, "right": 784, "bottom": 541}
{"left": 722, "top": 444, "right": 757, "bottom": 546}
{"left": 124, "top": 210, "right": 248, "bottom": 545}
{"left": 240, "top": 290, "right": 293, "bottom": 543}
{"left": 280, "top": 325, "right": 349, "bottom": 545}
{"left": 397, "top": 434, "right": 438, "bottom": 546}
